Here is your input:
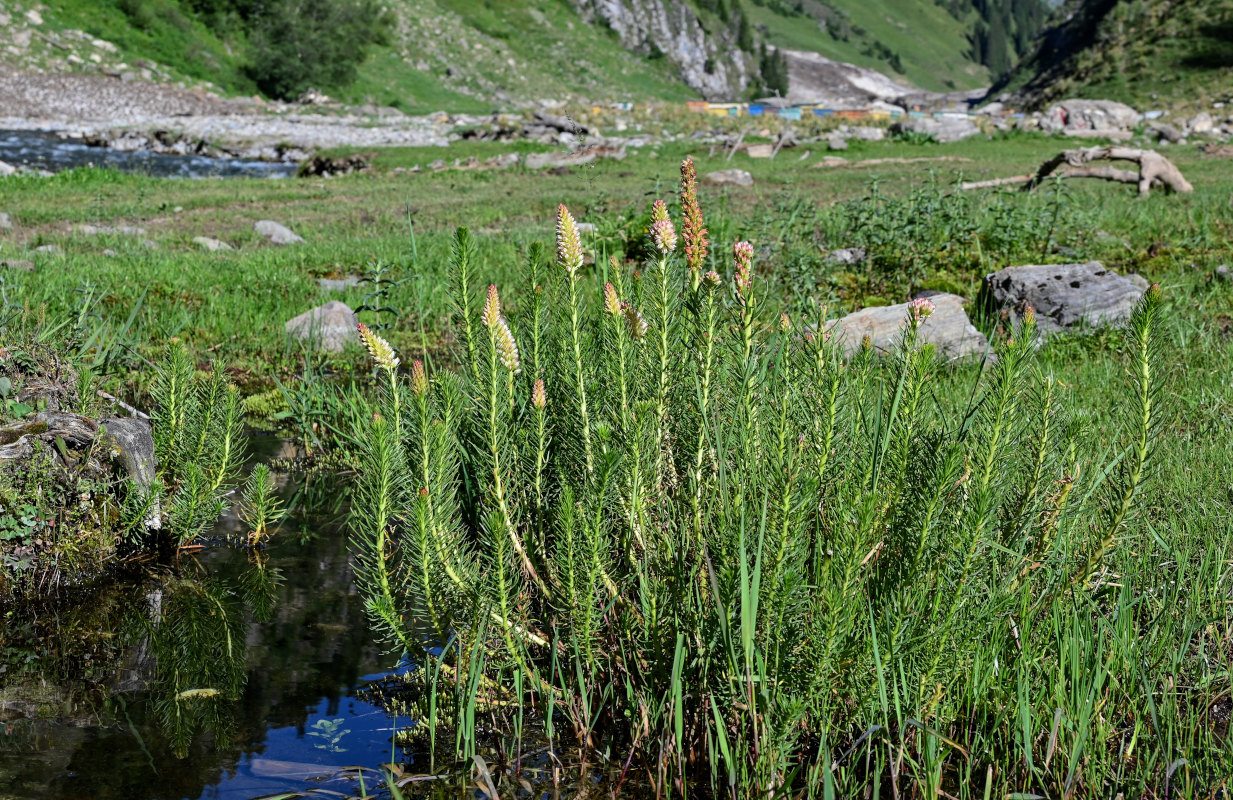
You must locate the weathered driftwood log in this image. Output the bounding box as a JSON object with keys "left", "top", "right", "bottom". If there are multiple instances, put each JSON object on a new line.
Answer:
{"left": 959, "top": 148, "right": 1193, "bottom": 195}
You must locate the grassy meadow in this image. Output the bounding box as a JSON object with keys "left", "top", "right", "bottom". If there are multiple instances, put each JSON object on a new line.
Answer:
{"left": 3, "top": 132, "right": 1233, "bottom": 795}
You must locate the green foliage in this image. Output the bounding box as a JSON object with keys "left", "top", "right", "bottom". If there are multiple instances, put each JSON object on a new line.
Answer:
{"left": 150, "top": 341, "right": 247, "bottom": 544}
{"left": 349, "top": 164, "right": 1178, "bottom": 793}
{"left": 244, "top": 0, "right": 392, "bottom": 99}
{"left": 238, "top": 463, "right": 286, "bottom": 545}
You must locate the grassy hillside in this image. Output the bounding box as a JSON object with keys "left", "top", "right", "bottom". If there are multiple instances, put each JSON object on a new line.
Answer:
{"left": 998, "top": 0, "right": 1233, "bottom": 109}
{"left": 746, "top": 0, "right": 990, "bottom": 91}
{"left": 0, "top": 0, "right": 1040, "bottom": 107}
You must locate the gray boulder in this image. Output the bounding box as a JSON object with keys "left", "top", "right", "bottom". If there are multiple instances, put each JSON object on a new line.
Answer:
{"left": 827, "top": 293, "right": 988, "bottom": 361}
{"left": 192, "top": 236, "right": 233, "bottom": 252}
{"left": 981, "top": 261, "right": 1145, "bottom": 335}
{"left": 1040, "top": 99, "right": 1139, "bottom": 133}
{"left": 285, "top": 300, "right": 358, "bottom": 352}
{"left": 827, "top": 136, "right": 848, "bottom": 151}
{"left": 254, "top": 220, "right": 304, "bottom": 245}
{"left": 705, "top": 169, "right": 754, "bottom": 186}
{"left": 889, "top": 117, "right": 980, "bottom": 143}
{"left": 2, "top": 259, "right": 34, "bottom": 271}
{"left": 1147, "top": 122, "right": 1183, "bottom": 143}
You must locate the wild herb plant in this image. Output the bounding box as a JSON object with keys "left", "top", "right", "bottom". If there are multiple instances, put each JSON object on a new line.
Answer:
{"left": 149, "top": 341, "right": 247, "bottom": 545}
{"left": 238, "top": 463, "right": 286, "bottom": 546}
{"left": 352, "top": 161, "right": 1174, "bottom": 795}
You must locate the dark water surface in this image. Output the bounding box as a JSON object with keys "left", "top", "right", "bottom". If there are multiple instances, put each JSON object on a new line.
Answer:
{"left": 0, "top": 129, "right": 297, "bottom": 179}
{"left": 0, "top": 454, "right": 412, "bottom": 800}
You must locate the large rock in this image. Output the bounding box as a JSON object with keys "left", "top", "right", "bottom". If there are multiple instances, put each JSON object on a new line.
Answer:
{"left": 1040, "top": 99, "right": 1139, "bottom": 134}
{"left": 284, "top": 301, "right": 358, "bottom": 353}
{"left": 254, "top": 220, "right": 304, "bottom": 245}
{"left": 981, "top": 261, "right": 1145, "bottom": 335}
{"left": 889, "top": 117, "right": 980, "bottom": 143}
{"left": 704, "top": 169, "right": 754, "bottom": 186}
{"left": 827, "top": 293, "right": 987, "bottom": 361}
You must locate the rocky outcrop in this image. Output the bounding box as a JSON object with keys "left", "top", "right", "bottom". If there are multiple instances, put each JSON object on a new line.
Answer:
{"left": 890, "top": 117, "right": 981, "bottom": 143}
{"left": 284, "top": 301, "right": 358, "bottom": 353}
{"left": 254, "top": 220, "right": 304, "bottom": 245}
{"left": 827, "top": 294, "right": 988, "bottom": 361}
{"left": 981, "top": 261, "right": 1146, "bottom": 334}
{"left": 1039, "top": 99, "right": 1139, "bottom": 135}
{"left": 571, "top": 0, "right": 751, "bottom": 99}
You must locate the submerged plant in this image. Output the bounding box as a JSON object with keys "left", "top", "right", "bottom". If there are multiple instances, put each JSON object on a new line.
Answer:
{"left": 350, "top": 162, "right": 1173, "bottom": 796}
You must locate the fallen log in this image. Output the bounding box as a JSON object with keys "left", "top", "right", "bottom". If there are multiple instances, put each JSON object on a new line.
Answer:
{"left": 960, "top": 147, "right": 1192, "bottom": 195}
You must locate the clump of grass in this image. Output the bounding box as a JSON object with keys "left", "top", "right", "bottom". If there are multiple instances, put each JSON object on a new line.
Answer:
{"left": 350, "top": 161, "right": 1186, "bottom": 795}
{"left": 237, "top": 463, "right": 286, "bottom": 546}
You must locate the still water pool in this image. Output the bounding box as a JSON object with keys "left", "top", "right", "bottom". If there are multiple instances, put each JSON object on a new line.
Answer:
{"left": 0, "top": 457, "right": 414, "bottom": 799}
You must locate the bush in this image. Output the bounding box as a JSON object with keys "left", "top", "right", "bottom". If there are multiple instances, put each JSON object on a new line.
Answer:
{"left": 244, "top": 0, "right": 391, "bottom": 100}
{"left": 349, "top": 162, "right": 1179, "bottom": 794}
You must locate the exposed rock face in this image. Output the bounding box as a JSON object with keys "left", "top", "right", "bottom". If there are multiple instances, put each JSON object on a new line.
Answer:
{"left": 572, "top": 0, "right": 750, "bottom": 99}
{"left": 981, "top": 261, "right": 1145, "bottom": 334}
{"left": 890, "top": 117, "right": 981, "bottom": 143}
{"left": 827, "top": 293, "right": 988, "bottom": 361}
{"left": 254, "top": 220, "right": 304, "bottom": 245}
{"left": 284, "top": 301, "right": 358, "bottom": 353}
{"left": 1040, "top": 99, "right": 1139, "bottom": 134}
{"left": 704, "top": 168, "right": 753, "bottom": 186}
{"left": 782, "top": 49, "right": 915, "bottom": 107}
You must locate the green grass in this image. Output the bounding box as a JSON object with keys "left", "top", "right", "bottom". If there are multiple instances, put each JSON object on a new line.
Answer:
{"left": 2, "top": 134, "right": 1232, "bottom": 793}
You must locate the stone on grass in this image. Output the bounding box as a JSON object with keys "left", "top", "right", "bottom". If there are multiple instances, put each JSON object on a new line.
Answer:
{"left": 0, "top": 161, "right": 17, "bottom": 177}
{"left": 255, "top": 220, "right": 304, "bottom": 245}
{"left": 889, "top": 117, "right": 980, "bottom": 143}
{"left": 705, "top": 169, "right": 753, "bottom": 186}
{"left": 34, "top": 244, "right": 59, "bottom": 254}
{"left": 827, "top": 136, "right": 848, "bottom": 151}
{"left": 76, "top": 224, "right": 147, "bottom": 236}
{"left": 981, "top": 261, "right": 1145, "bottom": 335}
{"left": 318, "top": 276, "right": 361, "bottom": 291}
{"left": 826, "top": 247, "right": 866, "bottom": 266}
{"left": 284, "top": 301, "right": 358, "bottom": 353}
{"left": 0, "top": 212, "right": 11, "bottom": 229}
{"left": 193, "top": 236, "right": 233, "bottom": 252}
{"left": 745, "top": 143, "right": 774, "bottom": 158}
{"left": 827, "top": 293, "right": 987, "bottom": 361}
{"left": 1040, "top": 99, "right": 1139, "bottom": 133}
{"left": 1215, "top": 264, "right": 1231, "bottom": 283}
{"left": 1, "top": 259, "right": 34, "bottom": 272}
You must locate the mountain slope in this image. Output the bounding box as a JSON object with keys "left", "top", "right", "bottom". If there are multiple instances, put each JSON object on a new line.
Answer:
{"left": 996, "top": 0, "right": 1233, "bottom": 109}
{"left": 0, "top": 0, "right": 1043, "bottom": 108}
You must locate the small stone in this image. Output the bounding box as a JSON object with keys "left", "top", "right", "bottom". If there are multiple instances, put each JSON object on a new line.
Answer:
{"left": 827, "top": 293, "right": 987, "bottom": 361}
{"left": 704, "top": 169, "right": 754, "bottom": 186}
{"left": 318, "top": 276, "right": 361, "bottom": 291}
{"left": 1, "top": 259, "right": 34, "bottom": 271}
{"left": 193, "top": 236, "right": 233, "bottom": 252}
{"left": 102, "top": 249, "right": 116, "bottom": 256}
{"left": 745, "top": 143, "right": 774, "bottom": 158}
{"left": 284, "top": 301, "right": 358, "bottom": 353}
{"left": 0, "top": 161, "right": 17, "bottom": 177}
{"left": 1215, "top": 264, "right": 1231, "bottom": 282}
{"left": 889, "top": 117, "right": 981, "bottom": 143}
{"left": 0, "top": 212, "right": 11, "bottom": 229}
{"left": 34, "top": 244, "right": 59, "bottom": 254}
{"left": 76, "top": 223, "right": 148, "bottom": 236}
{"left": 826, "top": 247, "right": 866, "bottom": 266}
{"left": 827, "top": 136, "right": 848, "bottom": 151}
{"left": 254, "top": 220, "right": 304, "bottom": 245}
{"left": 140, "top": 239, "right": 159, "bottom": 250}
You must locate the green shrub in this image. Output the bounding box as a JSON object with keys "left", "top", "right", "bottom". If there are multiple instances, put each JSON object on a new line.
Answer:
{"left": 244, "top": 0, "right": 392, "bottom": 99}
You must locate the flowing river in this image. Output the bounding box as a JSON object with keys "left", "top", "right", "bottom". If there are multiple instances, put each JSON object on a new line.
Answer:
{"left": 0, "top": 129, "right": 297, "bottom": 179}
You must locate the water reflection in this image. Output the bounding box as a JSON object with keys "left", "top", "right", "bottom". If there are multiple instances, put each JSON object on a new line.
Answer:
{"left": 0, "top": 130, "right": 297, "bottom": 179}
{"left": 0, "top": 465, "right": 403, "bottom": 800}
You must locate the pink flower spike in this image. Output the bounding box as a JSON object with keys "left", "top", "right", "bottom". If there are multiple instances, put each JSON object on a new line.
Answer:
{"left": 532, "top": 378, "right": 546, "bottom": 409}
{"left": 650, "top": 218, "right": 677, "bottom": 255}
{"left": 603, "top": 282, "right": 621, "bottom": 316}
